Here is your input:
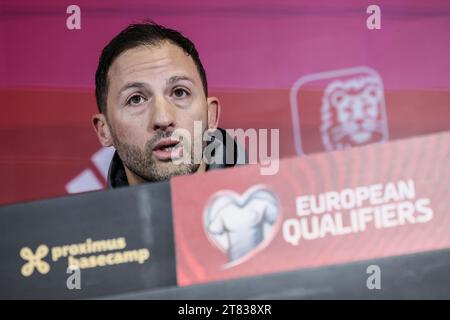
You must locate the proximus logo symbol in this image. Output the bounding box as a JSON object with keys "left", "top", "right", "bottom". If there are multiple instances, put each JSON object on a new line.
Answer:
{"left": 20, "top": 245, "right": 50, "bottom": 277}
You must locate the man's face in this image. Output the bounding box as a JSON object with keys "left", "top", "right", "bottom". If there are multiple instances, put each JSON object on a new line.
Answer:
{"left": 102, "top": 41, "right": 213, "bottom": 182}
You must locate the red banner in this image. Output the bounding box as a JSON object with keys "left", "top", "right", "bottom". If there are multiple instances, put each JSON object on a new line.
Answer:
{"left": 171, "top": 131, "right": 450, "bottom": 286}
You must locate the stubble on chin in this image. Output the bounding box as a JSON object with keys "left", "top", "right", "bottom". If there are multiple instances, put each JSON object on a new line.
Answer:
{"left": 111, "top": 130, "right": 200, "bottom": 183}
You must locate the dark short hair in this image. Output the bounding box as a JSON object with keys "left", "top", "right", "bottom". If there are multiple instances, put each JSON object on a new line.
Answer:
{"left": 95, "top": 21, "right": 208, "bottom": 114}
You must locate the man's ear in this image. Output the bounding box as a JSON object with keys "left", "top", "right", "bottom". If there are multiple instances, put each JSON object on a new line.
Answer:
{"left": 206, "top": 97, "right": 220, "bottom": 130}
{"left": 92, "top": 113, "right": 113, "bottom": 147}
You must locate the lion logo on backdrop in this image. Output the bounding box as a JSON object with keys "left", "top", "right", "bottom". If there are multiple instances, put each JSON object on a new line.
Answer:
{"left": 203, "top": 185, "right": 281, "bottom": 268}
{"left": 321, "top": 75, "right": 385, "bottom": 150}
{"left": 290, "top": 66, "right": 389, "bottom": 155}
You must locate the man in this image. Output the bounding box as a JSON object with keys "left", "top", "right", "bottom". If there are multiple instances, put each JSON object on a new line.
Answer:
{"left": 92, "top": 22, "right": 246, "bottom": 188}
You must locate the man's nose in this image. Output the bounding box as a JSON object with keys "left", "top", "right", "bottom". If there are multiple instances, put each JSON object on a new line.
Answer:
{"left": 151, "top": 96, "right": 175, "bottom": 131}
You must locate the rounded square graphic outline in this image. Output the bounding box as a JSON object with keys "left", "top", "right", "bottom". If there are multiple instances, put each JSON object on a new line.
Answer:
{"left": 289, "top": 66, "right": 389, "bottom": 155}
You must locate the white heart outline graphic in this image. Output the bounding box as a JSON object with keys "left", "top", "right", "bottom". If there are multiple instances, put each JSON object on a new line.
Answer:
{"left": 203, "top": 184, "right": 282, "bottom": 268}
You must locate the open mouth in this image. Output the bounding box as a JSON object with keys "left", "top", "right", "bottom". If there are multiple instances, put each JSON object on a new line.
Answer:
{"left": 153, "top": 139, "right": 180, "bottom": 151}
{"left": 152, "top": 139, "right": 182, "bottom": 160}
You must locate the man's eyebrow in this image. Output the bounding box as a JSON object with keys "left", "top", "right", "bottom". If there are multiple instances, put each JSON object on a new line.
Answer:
{"left": 118, "top": 77, "right": 195, "bottom": 96}
{"left": 167, "top": 75, "right": 195, "bottom": 85}
{"left": 118, "top": 82, "right": 147, "bottom": 96}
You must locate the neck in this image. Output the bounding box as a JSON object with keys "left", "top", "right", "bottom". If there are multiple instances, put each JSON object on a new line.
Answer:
{"left": 197, "top": 159, "right": 207, "bottom": 174}
{"left": 124, "top": 166, "right": 147, "bottom": 186}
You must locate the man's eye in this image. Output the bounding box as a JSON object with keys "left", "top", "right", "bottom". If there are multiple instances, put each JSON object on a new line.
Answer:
{"left": 127, "top": 95, "right": 146, "bottom": 106}
{"left": 173, "top": 88, "right": 189, "bottom": 98}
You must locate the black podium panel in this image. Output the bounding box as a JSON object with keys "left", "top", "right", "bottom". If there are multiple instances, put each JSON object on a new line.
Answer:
{"left": 107, "top": 248, "right": 450, "bottom": 300}
{"left": 0, "top": 182, "right": 176, "bottom": 299}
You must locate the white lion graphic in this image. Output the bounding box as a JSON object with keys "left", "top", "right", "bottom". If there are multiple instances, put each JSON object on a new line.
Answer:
{"left": 320, "top": 76, "right": 387, "bottom": 150}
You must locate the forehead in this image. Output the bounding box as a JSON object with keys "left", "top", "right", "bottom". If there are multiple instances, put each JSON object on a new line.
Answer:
{"left": 108, "top": 41, "right": 201, "bottom": 89}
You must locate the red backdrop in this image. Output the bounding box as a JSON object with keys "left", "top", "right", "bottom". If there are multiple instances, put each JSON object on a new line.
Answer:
{"left": 1, "top": 0, "right": 449, "bottom": 205}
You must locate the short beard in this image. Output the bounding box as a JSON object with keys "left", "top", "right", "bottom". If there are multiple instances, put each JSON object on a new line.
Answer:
{"left": 110, "top": 130, "right": 200, "bottom": 183}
